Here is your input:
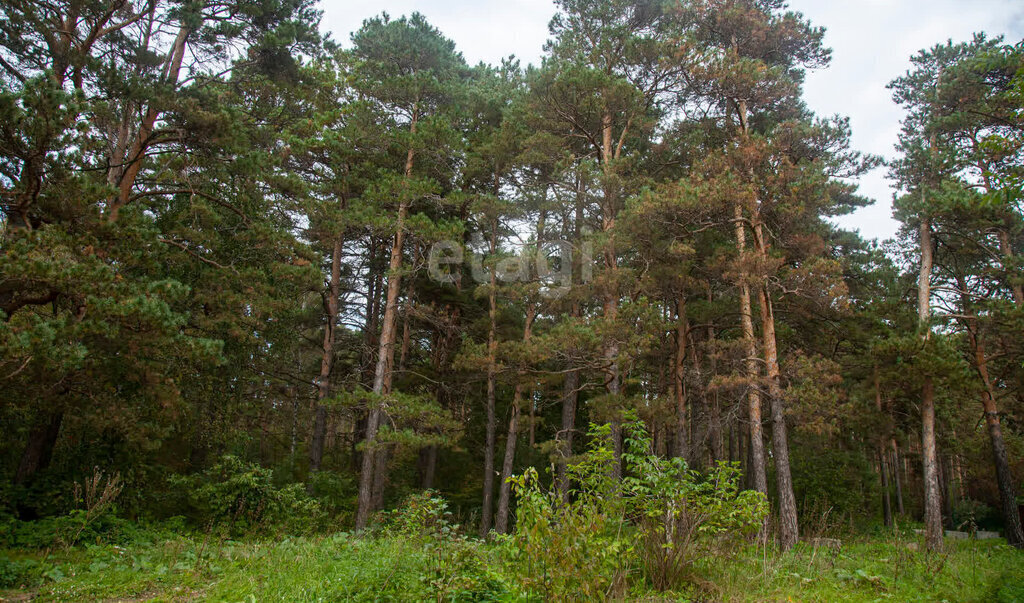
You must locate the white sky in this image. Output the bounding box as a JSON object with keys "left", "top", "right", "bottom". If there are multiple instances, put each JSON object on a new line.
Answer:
{"left": 320, "top": 1, "right": 1024, "bottom": 242}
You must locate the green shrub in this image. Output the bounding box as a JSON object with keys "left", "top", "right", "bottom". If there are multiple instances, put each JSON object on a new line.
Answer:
{"left": 0, "top": 556, "right": 42, "bottom": 588}
{"left": 621, "top": 423, "right": 767, "bottom": 590}
{"left": 505, "top": 419, "right": 769, "bottom": 597}
{"left": 171, "top": 455, "right": 324, "bottom": 536}
{"left": 380, "top": 490, "right": 456, "bottom": 540}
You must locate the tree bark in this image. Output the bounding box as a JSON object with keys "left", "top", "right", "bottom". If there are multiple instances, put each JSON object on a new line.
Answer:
{"left": 673, "top": 296, "right": 688, "bottom": 460}
{"left": 756, "top": 280, "right": 798, "bottom": 550}
{"left": 556, "top": 368, "right": 579, "bottom": 500}
{"left": 875, "top": 367, "right": 893, "bottom": 528}
{"left": 107, "top": 24, "right": 190, "bottom": 222}
{"left": 917, "top": 215, "right": 943, "bottom": 551}
{"left": 962, "top": 308, "right": 1024, "bottom": 547}
{"left": 355, "top": 111, "right": 417, "bottom": 531}
{"left": 495, "top": 306, "right": 535, "bottom": 533}
{"left": 481, "top": 216, "right": 499, "bottom": 537}
{"left": 733, "top": 203, "right": 768, "bottom": 496}
{"left": 495, "top": 385, "right": 521, "bottom": 534}
{"left": 892, "top": 439, "right": 905, "bottom": 516}
{"left": 310, "top": 228, "right": 344, "bottom": 474}
{"left": 15, "top": 412, "right": 64, "bottom": 484}
{"left": 600, "top": 110, "right": 623, "bottom": 480}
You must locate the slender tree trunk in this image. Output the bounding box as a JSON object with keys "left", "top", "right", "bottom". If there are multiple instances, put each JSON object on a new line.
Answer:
{"left": 355, "top": 111, "right": 418, "bottom": 531}
{"left": 15, "top": 412, "right": 64, "bottom": 484}
{"left": 880, "top": 448, "right": 893, "bottom": 528}
{"left": 733, "top": 204, "right": 768, "bottom": 496}
{"left": 495, "top": 386, "right": 521, "bottom": 534}
{"left": 673, "top": 296, "right": 688, "bottom": 460}
{"left": 556, "top": 182, "right": 581, "bottom": 499}
{"left": 108, "top": 25, "right": 190, "bottom": 222}
{"left": 968, "top": 321, "right": 1024, "bottom": 546}
{"left": 917, "top": 216, "right": 943, "bottom": 551}
{"left": 892, "top": 439, "right": 905, "bottom": 516}
{"left": 745, "top": 189, "right": 798, "bottom": 548}
{"left": 310, "top": 228, "right": 344, "bottom": 474}
{"left": 495, "top": 307, "right": 535, "bottom": 533}
{"left": 556, "top": 368, "right": 579, "bottom": 499}
{"left": 481, "top": 216, "right": 499, "bottom": 537}
{"left": 875, "top": 367, "right": 893, "bottom": 528}
{"left": 419, "top": 446, "right": 438, "bottom": 490}
{"left": 600, "top": 110, "right": 623, "bottom": 479}
{"left": 756, "top": 280, "right": 798, "bottom": 550}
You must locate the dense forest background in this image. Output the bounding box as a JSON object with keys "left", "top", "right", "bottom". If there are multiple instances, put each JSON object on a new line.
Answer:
{"left": 2, "top": 0, "right": 1023, "bottom": 559}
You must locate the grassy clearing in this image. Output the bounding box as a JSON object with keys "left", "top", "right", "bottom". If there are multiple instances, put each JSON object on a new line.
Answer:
{"left": 2, "top": 530, "right": 1021, "bottom": 602}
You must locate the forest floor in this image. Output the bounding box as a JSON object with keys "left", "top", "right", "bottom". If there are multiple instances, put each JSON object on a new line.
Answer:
{"left": 1, "top": 530, "right": 1022, "bottom": 601}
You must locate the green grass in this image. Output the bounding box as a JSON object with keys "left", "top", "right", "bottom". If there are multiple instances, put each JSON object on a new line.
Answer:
{"left": 2, "top": 531, "right": 1021, "bottom": 601}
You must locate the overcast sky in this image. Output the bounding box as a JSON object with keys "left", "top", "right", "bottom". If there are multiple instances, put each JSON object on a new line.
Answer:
{"left": 320, "top": 1, "right": 1024, "bottom": 242}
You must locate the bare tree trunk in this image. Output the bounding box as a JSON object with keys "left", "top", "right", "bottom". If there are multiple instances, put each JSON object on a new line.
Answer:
{"left": 600, "top": 110, "right": 623, "bottom": 480}
{"left": 556, "top": 367, "right": 579, "bottom": 500}
{"left": 481, "top": 216, "right": 499, "bottom": 537}
{"left": 756, "top": 280, "right": 798, "bottom": 550}
{"left": 973, "top": 329, "right": 1023, "bottom": 546}
{"left": 419, "top": 446, "right": 438, "bottom": 490}
{"left": 495, "top": 307, "right": 536, "bottom": 533}
{"left": 310, "top": 229, "right": 344, "bottom": 474}
{"left": 875, "top": 367, "right": 893, "bottom": 528}
{"left": 892, "top": 439, "right": 905, "bottom": 516}
{"left": 734, "top": 203, "right": 767, "bottom": 496}
{"left": 15, "top": 412, "right": 64, "bottom": 484}
{"left": 556, "top": 182, "right": 581, "bottom": 499}
{"left": 495, "top": 386, "right": 521, "bottom": 534}
{"left": 355, "top": 111, "right": 418, "bottom": 531}
{"left": 917, "top": 216, "right": 943, "bottom": 551}
{"left": 880, "top": 448, "right": 893, "bottom": 528}
{"left": 673, "top": 296, "right": 688, "bottom": 460}
{"left": 108, "top": 25, "right": 190, "bottom": 222}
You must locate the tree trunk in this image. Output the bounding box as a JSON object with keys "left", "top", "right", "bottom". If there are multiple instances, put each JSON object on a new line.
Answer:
{"left": 355, "top": 111, "right": 418, "bottom": 531}
{"left": 481, "top": 217, "right": 499, "bottom": 537}
{"left": 975, "top": 333, "right": 1024, "bottom": 546}
{"left": 756, "top": 281, "right": 798, "bottom": 550}
{"left": 495, "top": 385, "right": 521, "bottom": 534}
{"left": 495, "top": 307, "right": 535, "bottom": 533}
{"left": 917, "top": 216, "right": 943, "bottom": 551}
{"left": 956, "top": 274, "right": 1024, "bottom": 547}
{"left": 875, "top": 367, "right": 893, "bottom": 528}
{"left": 555, "top": 181, "right": 582, "bottom": 499}
{"left": 108, "top": 24, "right": 190, "bottom": 222}
{"left": 15, "top": 412, "right": 64, "bottom": 484}
{"left": 892, "top": 439, "right": 905, "bottom": 516}
{"left": 419, "top": 445, "right": 438, "bottom": 490}
{"left": 880, "top": 448, "right": 893, "bottom": 529}
{"left": 556, "top": 367, "right": 579, "bottom": 500}
{"left": 673, "top": 296, "right": 688, "bottom": 460}
{"left": 733, "top": 203, "right": 768, "bottom": 496}
{"left": 310, "top": 230, "right": 344, "bottom": 474}
{"left": 600, "top": 110, "right": 623, "bottom": 480}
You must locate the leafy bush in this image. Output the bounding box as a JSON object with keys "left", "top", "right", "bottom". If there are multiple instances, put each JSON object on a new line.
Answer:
{"left": 505, "top": 418, "right": 768, "bottom": 596}
{"left": 380, "top": 490, "right": 456, "bottom": 540}
{"left": 0, "top": 556, "right": 42, "bottom": 588}
{"left": 381, "top": 491, "right": 509, "bottom": 601}
{"left": 952, "top": 498, "right": 996, "bottom": 532}
{"left": 621, "top": 424, "right": 767, "bottom": 590}
{"left": 171, "top": 455, "right": 324, "bottom": 536}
